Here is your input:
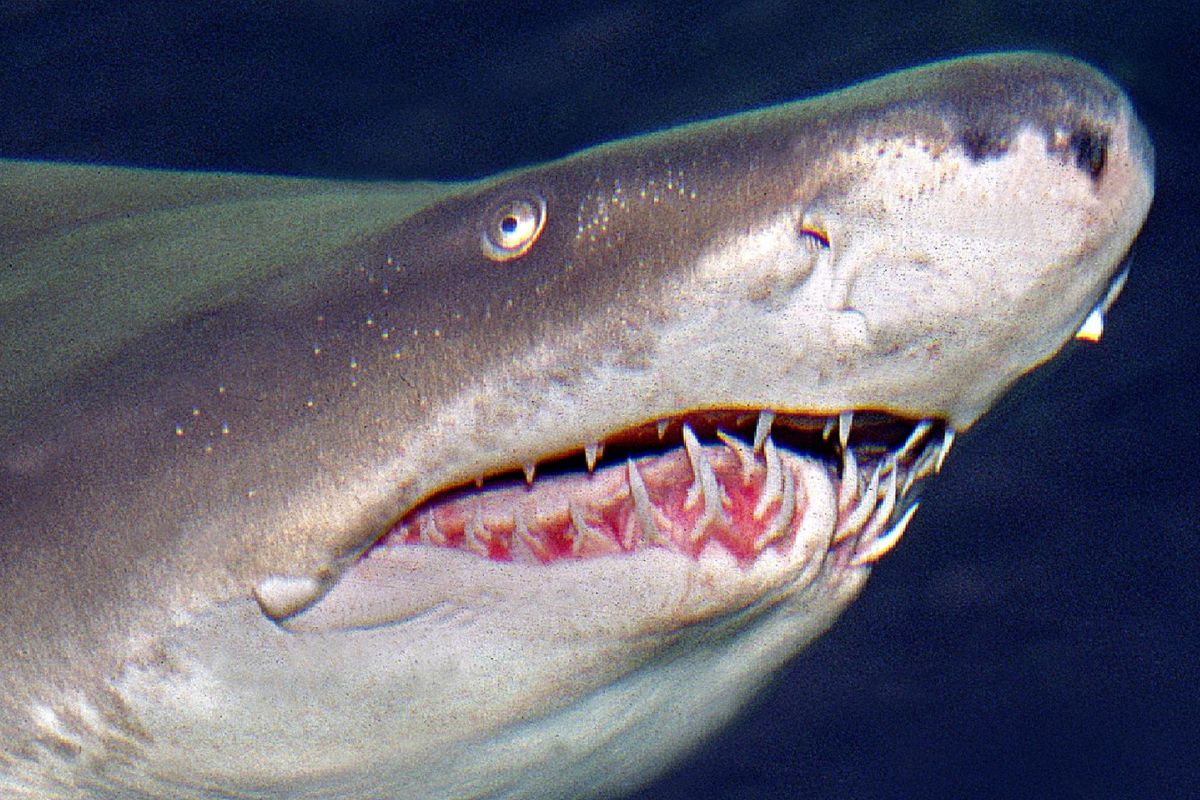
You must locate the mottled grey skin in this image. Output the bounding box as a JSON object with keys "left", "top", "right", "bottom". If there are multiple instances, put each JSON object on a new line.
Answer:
{"left": 0, "top": 53, "right": 1152, "bottom": 798}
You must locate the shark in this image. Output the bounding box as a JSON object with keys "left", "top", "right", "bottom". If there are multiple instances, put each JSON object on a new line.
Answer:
{"left": 0, "top": 52, "right": 1153, "bottom": 799}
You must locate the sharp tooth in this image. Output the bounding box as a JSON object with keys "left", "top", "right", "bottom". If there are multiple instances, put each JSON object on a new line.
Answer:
{"left": 859, "top": 467, "right": 899, "bottom": 544}
{"left": 512, "top": 512, "right": 550, "bottom": 562}
{"left": 568, "top": 501, "right": 606, "bottom": 554}
{"left": 465, "top": 511, "right": 491, "bottom": 557}
{"left": 838, "top": 410, "right": 853, "bottom": 449}
{"left": 584, "top": 441, "right": 603, "bottom": 472}
{"left": 935, "top": 428, "right": 955, "bottom": 473}
{"left": 522, "top": 462, "right": 536, "bottom": 485}
{"left": 901, "top": 463, "right": 918, "bottom": 497}
{"left": 681, "top": 423, "right": 707, "bottom": 509}
{"left": 716, "top": 429, "right": 755, "bottom": 484}
{"left": 627, "top": 458, "right": 665, "bottom": 545}
{"left": 837, "top": 445, "right": 859, "bottom": 515}
{"left": 896, "top": 419, "right": 933, "bottom": 461}
{"left": 474, "top": 476, "right": 485, "bottom": 489}
{"left": 656, "top": 418, "right": 669, "bottom": 440}
{"left": 753, "top": 436, "right": 783, "bottom": 520}
{"left": 753, "top": 410, "right": 775, "bottom": 452}
{"left": 388, "top": 523, "right": 412, "bottom": 544}
{"left": 834, "top": 461, "right": 879, "bottom": 543}
{"left": 1107, "top": 265, "right": 1130, "bottom": 306}
{"left": 1074, "top": 307, "right": 1105, "bottom": 342}
{"left": 682, "top": 423, "right": 730, "bottom": 539}
{"left": 420, "top": 514, "right": 447, "bottom": 546}
{"left": 852, "top": 501, "right": 919, "bottom": 566}
{"left": 910, "top": 436, "right": 942, "bottom": 483}
{"left": 755, "top": 464, "right": 796, "bottom": 550}
{"left": 822, "top": 417, "right": 835, "bottom": 440}
{"left": 880, "top": 453, "right": 898, "bottom": 478}
{"left": 568, "top": 502, "right": 587, "bottom": 546}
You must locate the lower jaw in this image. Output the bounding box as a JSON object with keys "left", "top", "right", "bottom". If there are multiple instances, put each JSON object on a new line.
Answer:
{"left": 126, "top": 514, "right": 879, "bottom": 800}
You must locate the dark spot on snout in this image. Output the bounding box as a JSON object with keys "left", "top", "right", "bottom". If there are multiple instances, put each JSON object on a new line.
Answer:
{"left": 1070, "top": 128, "right": 1108, "bottom": 180}
{"left": 960, "top": 129, "right": 1010, "bottom": 161}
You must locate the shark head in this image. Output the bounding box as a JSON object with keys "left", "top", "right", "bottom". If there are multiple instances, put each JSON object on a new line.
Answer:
{"left": 0, "top": 52, "right": 1152, "bottom": 799}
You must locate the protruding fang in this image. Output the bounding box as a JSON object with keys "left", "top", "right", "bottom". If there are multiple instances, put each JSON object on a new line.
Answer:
{"left": 465, "top": 510, "right": 491, "bottom": 557}
{"left": 880, "top": 454, "right": 897, "bottom": 478}
{"left": 897, "top": 419, "right": 934, "bottom": 461}
{"left": 838, "top": 410, "right": 853, "bottom": 449}
{"left": 584, "top": 441, "right": 603, "bottom": 473}
{"left": 1075, "top": 307, "right": 1105, "bottom": 342}
{"left": 474, "top": 476, "right": 484, "bottom": 489}
{"left": 754, "top": 436, "right": 783, "bottom": 520}
{"left": 910, "top": 437, "right": 942, "bottom": 484}
{"left": 1106, "top": 265, "right": 1130, "bottom": 311}
{"left": 853, "top": 501, "right": 919, "bottom": 566}
{"left": 627, "top": 458, "right": 665, "bottom": 545}
{"left": 681, "top": 423, "right": 729, "bottom": 538}
{"left": 822, "top": 417, "right": 835, "bottom": 440}
{"left": 901, "top": 463, "right": 918, "bottom": 497}
{"left": 716, "top": 429, "right": 756, "bottom": 485}
{"left": 420, "top": 514, "right": 447, "bottom": 546}
{"left": 753, "top": 410, "right": 775, "bottom": 452}
{"left": 755, "top": 464, "right": 796, "bottom": 550}
{"left": 656, "top": 419, "right": 669, "bottom": 440}
{"left": 835, "top": 462, "right": 880, "bottom": 543}
{"left": 861, "top": 467, "right": 899, "bottom": 542}
{"left": 681, "top": 423, "right": 707, "bottom": 509}
{"left": 838, "top": 445, "right": 859, "bottom": 515}
{"left": 522, "top": 462, "right": 537, "bottom": 485}
{"left": 936, "top": 428, "right": 956, "bottom": 473}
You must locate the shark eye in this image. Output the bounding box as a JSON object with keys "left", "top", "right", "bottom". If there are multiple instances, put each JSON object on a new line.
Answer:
{"left": 481, "top": 195, "right": 547, "bottom": 261}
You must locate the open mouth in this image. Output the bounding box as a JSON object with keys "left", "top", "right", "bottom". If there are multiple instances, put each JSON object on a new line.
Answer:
{"left": 369, "top": 410, "right": 952, "bottom": 572}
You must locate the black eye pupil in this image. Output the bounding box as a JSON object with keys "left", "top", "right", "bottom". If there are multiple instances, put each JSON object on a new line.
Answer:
{"left": 500, "top": 215, "right": 519, "bottom": 234}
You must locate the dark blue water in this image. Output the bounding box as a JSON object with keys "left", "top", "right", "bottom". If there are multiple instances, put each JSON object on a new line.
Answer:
{"left": 2, "top": 2, "right": 1195, "bottom": 798}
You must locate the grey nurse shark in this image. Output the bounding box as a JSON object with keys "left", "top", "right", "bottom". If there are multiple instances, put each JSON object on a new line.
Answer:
{"left": 0, "top": 52, "right": 1152, "bottom": 799}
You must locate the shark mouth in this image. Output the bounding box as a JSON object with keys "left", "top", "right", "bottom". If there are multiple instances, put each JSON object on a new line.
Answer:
{"left": 369, "top": 410, "right": 952, "bottom": 572}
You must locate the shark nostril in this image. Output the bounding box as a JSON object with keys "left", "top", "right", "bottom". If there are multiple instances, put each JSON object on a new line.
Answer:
{"left": 1071, "top": 128, "right": 1109, "bottom": 180}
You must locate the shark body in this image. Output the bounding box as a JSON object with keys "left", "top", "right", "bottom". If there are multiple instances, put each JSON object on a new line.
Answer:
{"left": 0, "top": 53, "right": 1152, "bottom": 798}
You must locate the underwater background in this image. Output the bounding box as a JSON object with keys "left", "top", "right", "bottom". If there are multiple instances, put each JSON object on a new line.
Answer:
{"left": 1, "top": 2, "right": 1195, "bottom": 798}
